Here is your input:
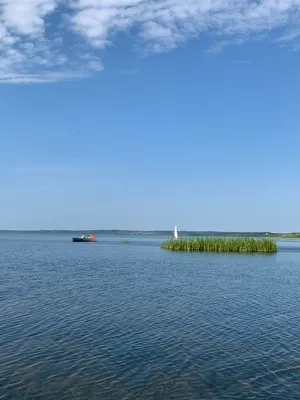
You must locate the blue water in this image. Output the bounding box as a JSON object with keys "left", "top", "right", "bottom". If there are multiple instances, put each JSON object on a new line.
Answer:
{"left": 1, "top": 232, "right": 300, "bottom": 399}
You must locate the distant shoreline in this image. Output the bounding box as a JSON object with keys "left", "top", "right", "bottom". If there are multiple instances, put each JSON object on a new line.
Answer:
{"left": 1, "top": 230, "right": 300, "bottom": 239}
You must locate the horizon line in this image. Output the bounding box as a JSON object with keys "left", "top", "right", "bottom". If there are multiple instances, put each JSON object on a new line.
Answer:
{"left": 0, "top": 229, "right": 293, "bottom": 234}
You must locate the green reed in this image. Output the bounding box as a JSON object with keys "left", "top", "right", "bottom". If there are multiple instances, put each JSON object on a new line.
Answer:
{"left": 161, "top": 237, "right": 277, "bottom": 253}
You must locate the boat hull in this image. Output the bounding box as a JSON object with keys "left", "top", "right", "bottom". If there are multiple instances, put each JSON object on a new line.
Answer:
{"left": 72, "top": 237, "right": 95, "bottom": 242}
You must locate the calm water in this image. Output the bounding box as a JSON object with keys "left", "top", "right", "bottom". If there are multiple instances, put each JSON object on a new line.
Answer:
{"left": 1, "top": 232, "right": 300, "bottom": 400}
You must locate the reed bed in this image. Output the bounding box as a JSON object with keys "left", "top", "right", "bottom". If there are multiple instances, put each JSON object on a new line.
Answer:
{"left": 161, "top": 237, "right": 277, "bottom": 253}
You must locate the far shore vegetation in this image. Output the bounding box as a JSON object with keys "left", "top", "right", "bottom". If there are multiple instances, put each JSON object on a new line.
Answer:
{"left": 28, "top": 230, "right": 300, "bottom": 240}
{"left": 161, "top": 237, "right": 277, "bottom": 253}
{"left": 278, "top": 233, "right": 300, "bottom": 239}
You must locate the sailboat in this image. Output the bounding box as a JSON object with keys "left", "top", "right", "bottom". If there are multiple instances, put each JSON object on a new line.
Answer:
{"left": 173, "top": 225, "right": 178, "bottom": 240}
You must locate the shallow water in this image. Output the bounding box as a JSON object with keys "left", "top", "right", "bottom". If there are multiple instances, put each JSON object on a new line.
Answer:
{"left": 1, "top": 232, "right": 300, "bottom": 399}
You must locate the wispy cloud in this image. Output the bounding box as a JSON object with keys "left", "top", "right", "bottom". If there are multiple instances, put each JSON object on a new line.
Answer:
{"left": 1, "top": 0, "right": 300, "bottom": 83}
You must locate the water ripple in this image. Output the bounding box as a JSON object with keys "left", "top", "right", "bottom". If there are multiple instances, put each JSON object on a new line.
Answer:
{"left": 1, "top": 233, "right": 300, "bottom": 399}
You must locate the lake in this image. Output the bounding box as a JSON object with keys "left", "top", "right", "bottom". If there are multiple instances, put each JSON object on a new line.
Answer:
{"left": 1, "top": 232, "right": 300, "bottom": 399}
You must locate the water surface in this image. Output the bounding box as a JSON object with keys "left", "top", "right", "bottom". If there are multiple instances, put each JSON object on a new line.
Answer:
{"left": 1, "top": 232, "right": 300, "bottom": 399}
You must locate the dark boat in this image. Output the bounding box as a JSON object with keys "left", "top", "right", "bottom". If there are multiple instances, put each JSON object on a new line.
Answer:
{"left": 72, "top": 234, "right": 95, "bottom": 242}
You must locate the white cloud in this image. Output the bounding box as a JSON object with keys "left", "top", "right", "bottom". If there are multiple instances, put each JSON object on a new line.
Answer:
{"left": 0, "top": 0, "right": 300, "bottom": 83}
{"left": 0, "top": 0, "right": 57, "bottom": 35}
{"left": 0, "top": 0, "right": 103, "bottom": 83}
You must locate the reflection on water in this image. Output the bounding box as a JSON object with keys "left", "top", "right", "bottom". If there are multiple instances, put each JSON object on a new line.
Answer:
{"left": 1, "top": 232, "right": 300, "bottom": 399}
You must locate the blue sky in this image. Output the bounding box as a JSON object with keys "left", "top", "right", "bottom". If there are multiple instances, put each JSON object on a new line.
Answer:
{"left": 1, "top": 0, "right": 300, "bottom": 231}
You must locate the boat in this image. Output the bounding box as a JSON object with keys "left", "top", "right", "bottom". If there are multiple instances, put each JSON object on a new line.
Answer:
{"left": 72, "top": 233, "right": 95, "bottom": 242}
{"left": 173, "top": 225, "right": 178, "bottom": 240}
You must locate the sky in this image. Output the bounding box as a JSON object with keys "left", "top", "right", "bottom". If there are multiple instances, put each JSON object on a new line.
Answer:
{"left": 1, "top": 0, "right": 300, "bottom": 231}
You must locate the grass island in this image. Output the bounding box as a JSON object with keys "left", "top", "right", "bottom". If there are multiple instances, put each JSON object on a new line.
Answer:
{"left": 161, "top": 237, "right": 277, "bottom": 253}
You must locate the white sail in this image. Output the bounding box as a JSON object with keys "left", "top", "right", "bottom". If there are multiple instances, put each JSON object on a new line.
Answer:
{"left": 174, "top": 225, "right": 178, "bottom": 240}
